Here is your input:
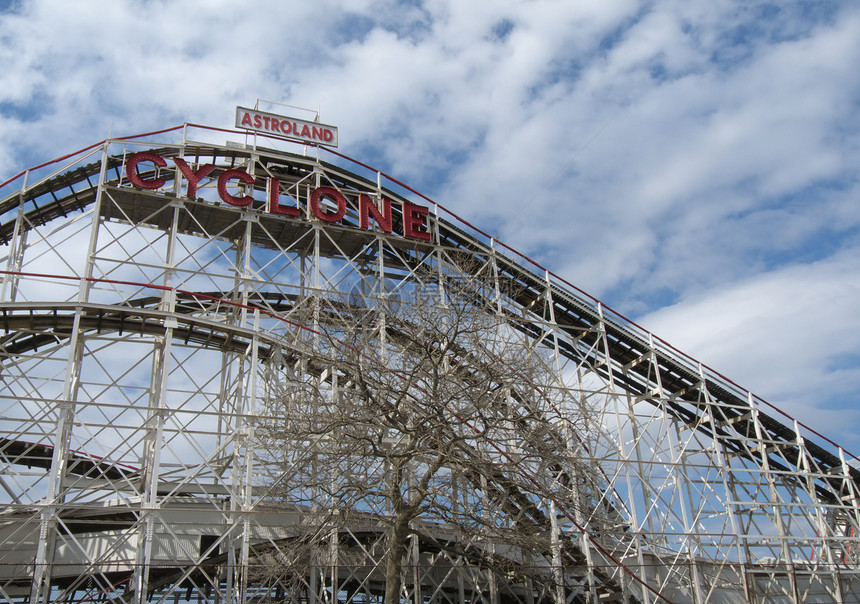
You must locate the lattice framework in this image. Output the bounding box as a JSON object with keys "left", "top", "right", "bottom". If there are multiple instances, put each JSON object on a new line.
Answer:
{"left": 0, "top": 125, "right": 856, "bottom": 603}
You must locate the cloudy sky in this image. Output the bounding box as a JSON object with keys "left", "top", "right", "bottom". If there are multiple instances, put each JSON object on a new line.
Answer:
{"left": 1, "top": 0, "right": 859, "bottom": 450}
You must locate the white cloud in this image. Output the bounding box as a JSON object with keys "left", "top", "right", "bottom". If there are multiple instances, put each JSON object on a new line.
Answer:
{"left": 641, "top": 248, "right": 860, "bottom": 448}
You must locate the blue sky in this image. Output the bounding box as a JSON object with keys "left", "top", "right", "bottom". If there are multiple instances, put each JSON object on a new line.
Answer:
{"left": 1, "top": 0, "right": 859, "bottom": 450}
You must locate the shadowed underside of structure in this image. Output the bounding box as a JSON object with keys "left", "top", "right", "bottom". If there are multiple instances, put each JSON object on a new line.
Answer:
{"left": 0, "top": 125, "right": 857, "bottom": 603}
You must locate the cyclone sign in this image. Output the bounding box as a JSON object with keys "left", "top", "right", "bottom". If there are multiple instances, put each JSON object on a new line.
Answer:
{"left": 236, "top": 106, "right": 338, "bottom": 147}
{"left": 125, "top": 151, "right": 433, "bottom": 242}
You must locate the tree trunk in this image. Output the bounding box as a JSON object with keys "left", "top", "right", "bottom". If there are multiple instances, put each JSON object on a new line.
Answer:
{"left": 384, "top": 515, "right": 411, "bottom": 604}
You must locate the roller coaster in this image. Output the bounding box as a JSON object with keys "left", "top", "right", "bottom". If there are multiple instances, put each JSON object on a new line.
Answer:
{"left": 0, "top": 123, "right": 857, "bottom": 603}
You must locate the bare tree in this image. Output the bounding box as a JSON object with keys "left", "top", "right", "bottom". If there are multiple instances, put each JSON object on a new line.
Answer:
{"left": 255, "top": 278, "right": 600, "bottom": 603}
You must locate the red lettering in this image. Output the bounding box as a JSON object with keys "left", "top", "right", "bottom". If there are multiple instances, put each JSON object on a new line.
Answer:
{"left": 270, "top": 119, "right": 280, "bottom": 133}
{"left": 312, "top": 126, "right": 322, "bottom": 140}
{"left": 254, "top": 114, "right": 262, "bottom": 128}
{"left": 323, "top": 129, "right": 333, "bottom": 142}
{"left": 309, "top": 186, "right": 347, "bottom": 223}
{"left": 403, "top": 202, "right": 432, "bottom": 241}
{"left": 267, "top": 177, "right": 300, "bottom": 217}
{"left": 241, "top": 112, "right": 253, "bottom": 127}
{"left": 262, "top": 116, "right": 271, "bottom": 130}
{"left": 359, "top": 194, "right": 392, "bottom": 232}
{"left": 300, "top": 124, "right": 311, "bottom": 137}
{"left": 126, "top": 151, "right": 166, "bottom": 190}
{"left": 217, "top": 169, "right": 255, "bottom": 207}
{"left": 281, "top": 120, "right": 291, "bottom": 134}
{"left": 173, "top": 158, "right": 216, "bottom": 198}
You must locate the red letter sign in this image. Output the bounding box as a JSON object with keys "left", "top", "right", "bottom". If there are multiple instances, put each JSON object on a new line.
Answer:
{"left": 267, "top": 177, "right": 300, "bottom": 217}
{"left": 217, "top": 169, "right": 255, "bottom": 207}
{"left": 359, "top": 194, "right": 392, "bottom": 232}
{"left": 126, "top": 151, "right": 166, "bottom": 190}
{"left": 309, "top": 187, "right": 347, "bottom": 223}
{"left": 403, "top": 202, "right": 432, "bottom": 241}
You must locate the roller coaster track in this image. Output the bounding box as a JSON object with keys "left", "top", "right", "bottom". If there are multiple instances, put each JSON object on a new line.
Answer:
{"left": 2, "top": 145, "right": 857, "bottom": 507}
{"left": 0, "top": 128, "right": 857, "bottom": 603}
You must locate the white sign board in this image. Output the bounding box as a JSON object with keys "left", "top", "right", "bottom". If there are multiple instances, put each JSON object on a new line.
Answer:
{"left": 235, "top": 107, "right": 338, "bottom": 147}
